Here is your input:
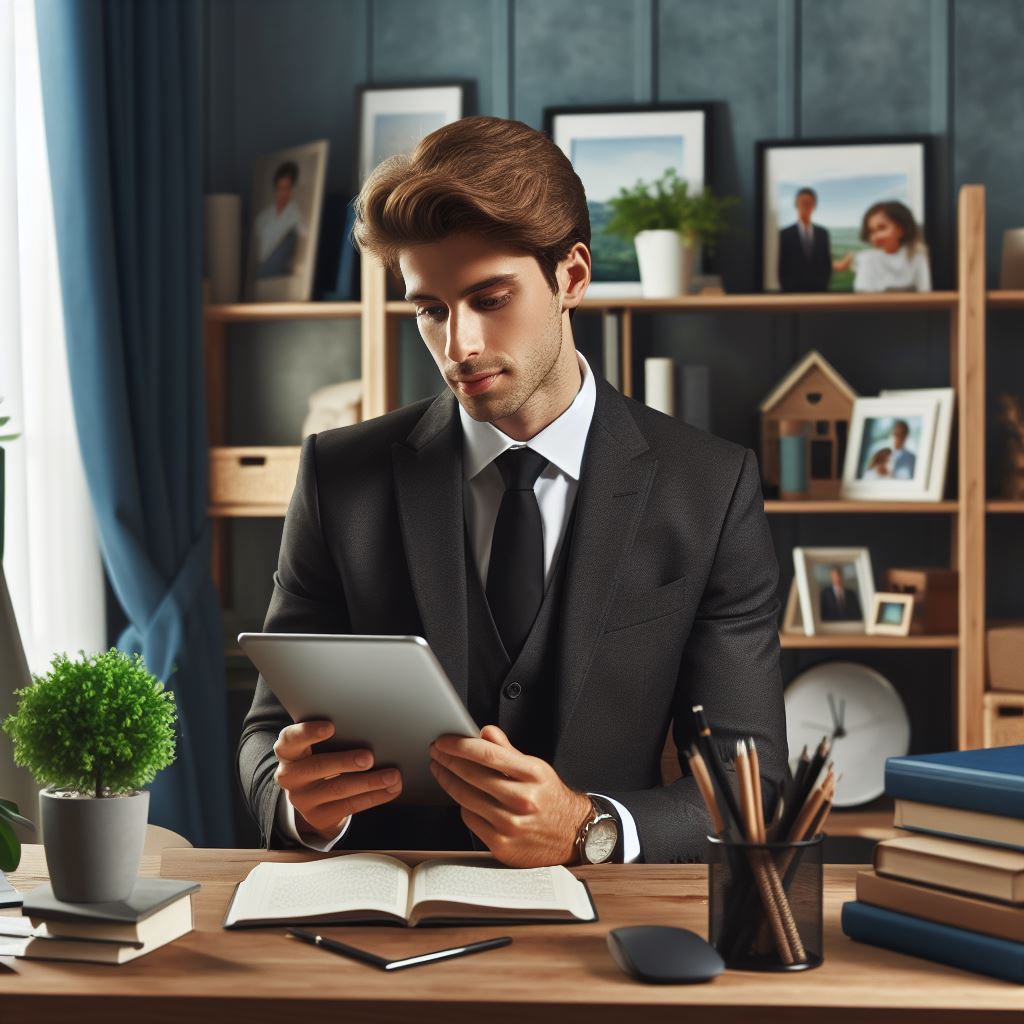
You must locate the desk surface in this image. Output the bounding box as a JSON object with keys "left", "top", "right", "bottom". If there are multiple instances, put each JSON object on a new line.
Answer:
{"left": 3, "top": 845, "right": 1023, "bottom": 1024}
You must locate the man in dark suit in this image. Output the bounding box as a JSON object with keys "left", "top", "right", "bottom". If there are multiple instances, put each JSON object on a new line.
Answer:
{"left": 819, "top": 567, "right": 863, "bottom": 622}
{"left": 778, "top": 187, "right": 832, "bottom": 292}
{"left": 237, "top": 116, "right": 788, "bottom": 866}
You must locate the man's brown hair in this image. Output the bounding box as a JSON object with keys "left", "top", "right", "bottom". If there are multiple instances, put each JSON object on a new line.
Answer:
{"left": 352, "top": 115, "right": 591, "bottom": 302}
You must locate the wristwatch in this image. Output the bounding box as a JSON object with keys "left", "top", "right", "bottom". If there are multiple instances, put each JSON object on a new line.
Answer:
{"left": 574, "top": 795, "right": 622, "bottom": 865}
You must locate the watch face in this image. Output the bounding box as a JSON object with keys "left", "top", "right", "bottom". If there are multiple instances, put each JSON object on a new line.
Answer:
{"left": 584, "top": 817, "right": 618, "bottom": 863}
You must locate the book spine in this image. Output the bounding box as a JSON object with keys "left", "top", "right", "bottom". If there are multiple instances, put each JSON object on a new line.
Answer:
{"left": 885, "top": 763, "right": 1024, "bottom": 817}
{"left": 841, "top": 901, "right": 1024, "bottom": 984}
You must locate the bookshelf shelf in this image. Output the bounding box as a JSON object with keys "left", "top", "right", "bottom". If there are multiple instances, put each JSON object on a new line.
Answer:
{"left": 986, "top": 501, "right": 1024, "bottom": 513}
{"left": 205, "top": 302, "right": 362, "bottom": 322}
{"left": 985, "top": 290, "right": 1024, "bottom": 309}
{"left": 779, "top": 633, "right": 959, "bottom": 649}
{"left": 764, "top": 500, "right": 958, "bottom": 514}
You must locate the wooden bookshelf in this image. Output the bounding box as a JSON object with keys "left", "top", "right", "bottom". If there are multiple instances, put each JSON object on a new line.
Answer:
{"left": 203, "top": 184, "right": 992, "bottom": 752}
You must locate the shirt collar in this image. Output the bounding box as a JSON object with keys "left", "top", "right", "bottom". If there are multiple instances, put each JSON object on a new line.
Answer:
{"left": 458, "top": 349, "right": 596, "bottom": 482}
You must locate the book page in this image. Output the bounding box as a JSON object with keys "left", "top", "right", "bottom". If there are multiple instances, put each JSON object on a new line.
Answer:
{"left": 225, "top": 853, "right": 410, "bottom": 926}
{"left": 409, "top": 861, "right": 594, "bottom": 920}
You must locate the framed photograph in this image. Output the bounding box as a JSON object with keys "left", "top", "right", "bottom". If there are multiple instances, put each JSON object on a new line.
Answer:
{"left": 356, "top": 82, "right": 473, "bottom": 187}
{"left": 782, "top": 578, "right": 803, "bottom": 633}
{"left": 244, "top": 140, "right": 329, "bottom": 302}
{"left": 879, "top": 387, "right": 954, "bottom": 501}
{"left": 756, "top": 135, "right": 933, "bottom": 293}
{"left": 868, "top": 592, "right": 915, "bottom": 636}
{"left": 840, "top": 395, "right": 939, "bottom": 501}
{"left": 793, "top": 546, "right": 875, "bottom": 636}
{"left": 544, "top": 104, "right": 711, "bottom": 297}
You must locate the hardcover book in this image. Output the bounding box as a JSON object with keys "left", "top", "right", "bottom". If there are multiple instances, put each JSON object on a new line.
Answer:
{"left": 894, "top": 798, "right": 1024, "bottom": 851}
{"left": 885, "top": 745, "right": 1024, "bottom": 817}
{"left": 223, "top": 853, "right": 597, "bottom": 928}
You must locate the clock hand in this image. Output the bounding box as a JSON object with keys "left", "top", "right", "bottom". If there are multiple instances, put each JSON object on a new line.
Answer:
{"left": 800, "top": 721, "right": 834, "bottom": 732}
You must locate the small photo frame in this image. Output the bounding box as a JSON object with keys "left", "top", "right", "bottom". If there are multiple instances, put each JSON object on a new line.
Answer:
{"left": 868, "top": 592, "right": 915, "bottom": 636}
{"left": 356, "top": 81, "right": 472, "bottom": 187}
{"left": 756, "top": 135, "right": 932, "bottom": 293}
{"left": 244, "top": 140, "right": 329, "bottom": 302}
{"left": 840, "top": 395, "right": 939, "bottom": 501}
{"left": 544, "top": 103, "right": 711, "bottom": 297}
{"left": 879, "top": 387, "right": 954, "bottom": 502}
{"left": 793, "top": 546, "right": 875, "bottom": 636}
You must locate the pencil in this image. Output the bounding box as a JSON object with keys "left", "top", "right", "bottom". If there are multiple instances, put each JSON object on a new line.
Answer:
{"left": 748, "top": 738, "right": 765, "bottom": 840}
{"left": 691, "top": 705, "right": 744, "bottom": 839}
{"left": 685, "top": 744, "right": 725, "bottom": 835}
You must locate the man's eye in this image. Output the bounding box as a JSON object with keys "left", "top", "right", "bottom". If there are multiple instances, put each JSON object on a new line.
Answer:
{"left": 416, "top": 295, "right": 511, "bottom": 320}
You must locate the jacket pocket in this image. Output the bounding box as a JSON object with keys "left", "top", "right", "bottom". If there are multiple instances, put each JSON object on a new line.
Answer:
{"left": 602, "top": 574, "right": 689, "bottom": 634}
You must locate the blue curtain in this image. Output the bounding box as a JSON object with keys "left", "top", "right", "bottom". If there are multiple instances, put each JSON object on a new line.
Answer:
{"left": 35, "top": 0, "right": 233, "bottom": 847}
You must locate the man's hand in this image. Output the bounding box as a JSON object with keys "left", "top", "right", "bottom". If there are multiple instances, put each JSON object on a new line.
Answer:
{"left": 274, "top": 721, "right": 402, "bottom": 842}
{"left": 429, "top": 725, "right": 592, "bottom": 868}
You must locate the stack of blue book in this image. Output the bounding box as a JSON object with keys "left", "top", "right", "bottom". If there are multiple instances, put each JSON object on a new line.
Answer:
{"left": 841, "top": 744, "right": 1024, "bottom": 984}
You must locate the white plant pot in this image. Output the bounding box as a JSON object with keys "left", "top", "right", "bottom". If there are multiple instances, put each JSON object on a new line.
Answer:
{"left": 634, "top": 230, "right": 698, "bottom": 298}
{"left": 40, "top": 788, "right": 149, "bottom": 902}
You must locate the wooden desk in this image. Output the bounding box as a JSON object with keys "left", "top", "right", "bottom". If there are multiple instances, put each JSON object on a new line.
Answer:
{"left": 3, "top": 845, "right": 1022, "bottom": 1023}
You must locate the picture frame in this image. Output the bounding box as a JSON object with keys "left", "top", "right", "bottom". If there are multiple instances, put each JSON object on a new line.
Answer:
{"left": 868, "top": 592, "right": 915, "bottom": 637}
{"left": 840, "top": 395, "right": 939, "bottom": 501}
{"left": 356, "top": 81, "right": 473, "bottom": 188}
{"left": 782, "top": 578, "right": 803, "bottom": 633}
{"left": 756, "top": 135, "right": 933, "bottom": 293}
{"left": 793, "top": 546, "right": 875, "bottom": 636}
{"left": 879, "top": 387, "right": 954, "bottom": 502}
{"left": 543, "top": 103, "right": 712, "bottom": 297}
{"left": 244, "top": 139, "right": 329, "bottom": 302}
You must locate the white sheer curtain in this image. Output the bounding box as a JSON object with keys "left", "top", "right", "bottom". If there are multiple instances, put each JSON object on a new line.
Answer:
{"left": 0, "top": 0, "right": 105, "bottom": 821}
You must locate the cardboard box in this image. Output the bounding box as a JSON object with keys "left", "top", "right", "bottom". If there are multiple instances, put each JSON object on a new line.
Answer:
{"left": 883, "top": 568, "right": 958, "bottom": 635}
{"left": 987, "top": 621, "right": 1024, "bottom": 693}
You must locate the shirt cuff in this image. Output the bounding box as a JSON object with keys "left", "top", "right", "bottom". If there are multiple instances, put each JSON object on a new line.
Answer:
{"left": 589, "top": 792, "right": 641, "bottom": 863}
{"left": 275, "top": 788, "right": 351, "bottom": 852}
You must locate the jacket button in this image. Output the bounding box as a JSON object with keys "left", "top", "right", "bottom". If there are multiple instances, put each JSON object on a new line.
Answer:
{"left": 503, "top": 680, "right": 522, "bottom": 700}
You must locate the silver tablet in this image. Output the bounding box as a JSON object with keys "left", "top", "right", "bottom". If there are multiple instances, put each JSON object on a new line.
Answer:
{"left": 237, "top": 633, "right": 480, "bottom": 805}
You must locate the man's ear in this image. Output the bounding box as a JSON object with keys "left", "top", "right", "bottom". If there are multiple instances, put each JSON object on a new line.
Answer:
{"left": 560, "top": 242, "right": 591, "bottom": 312}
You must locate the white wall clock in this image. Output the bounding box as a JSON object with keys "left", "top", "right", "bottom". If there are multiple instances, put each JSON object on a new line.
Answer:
{"left": 784, "top": 661, "right": 910, "bottom": 807}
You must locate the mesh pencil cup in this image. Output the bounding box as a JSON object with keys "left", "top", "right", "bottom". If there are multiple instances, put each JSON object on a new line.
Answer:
{"left": 706, "top": 832, "right": 825, "bottom": 971}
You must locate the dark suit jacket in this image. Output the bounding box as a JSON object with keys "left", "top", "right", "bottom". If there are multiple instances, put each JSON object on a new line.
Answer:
{"left": 236, "top": 371, "right": 788, "bottom": 864}
{"left": 820, "top": 586, "right": 863, "bottom": 622}
{"left": 778, "top": 222, "right": 832, "bottom": 292}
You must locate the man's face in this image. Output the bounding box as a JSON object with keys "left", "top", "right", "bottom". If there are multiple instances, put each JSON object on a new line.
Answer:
{"left": 831, "top": 569, "right": 843, "bottom": 589}
{"left": 892, "top": 423, "right": 908, "bottom": 448}
{"left": 795, "top": 192, "right": 816, "bottom": 222}
{"left": 400, "top": 233, "right": 572, "bottom": 426}
{"left": 274, "top": 175, "right": 294, "bottom": 212}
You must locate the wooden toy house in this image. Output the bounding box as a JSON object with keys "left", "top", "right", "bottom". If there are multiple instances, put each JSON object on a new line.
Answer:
{"left": 759, "top": 350, "right": 857, "bottom": 499}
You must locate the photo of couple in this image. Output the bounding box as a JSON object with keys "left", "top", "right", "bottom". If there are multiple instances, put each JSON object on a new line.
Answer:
{"left": 856, "top": 416, "right": 921, "bottom": 481}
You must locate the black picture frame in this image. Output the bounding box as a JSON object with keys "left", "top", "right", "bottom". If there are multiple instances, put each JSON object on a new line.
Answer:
{"left": 755, "top": 134, "right": 936, "bottom": 294}
{"left": 354, "top": 79, "right": 477, "bottom": 194}
{"left": 543, "top": 103, "right": 715, "bottom": 296}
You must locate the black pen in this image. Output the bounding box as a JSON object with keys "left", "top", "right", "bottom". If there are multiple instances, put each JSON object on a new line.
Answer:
{"left": 287, "top": 929, "right": 512, "bottom": 971}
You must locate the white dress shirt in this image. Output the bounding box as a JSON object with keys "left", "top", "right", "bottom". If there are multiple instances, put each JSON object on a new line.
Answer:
{"left": 278, "top": 350, "right": 641, "bottom": 861}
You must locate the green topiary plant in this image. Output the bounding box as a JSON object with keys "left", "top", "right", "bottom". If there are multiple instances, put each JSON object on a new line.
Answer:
{"left": 1, "top": 648, "right": 177, "bottom": 800}
{"left": 604, "top": 166, "right": 739, "bottom": 251}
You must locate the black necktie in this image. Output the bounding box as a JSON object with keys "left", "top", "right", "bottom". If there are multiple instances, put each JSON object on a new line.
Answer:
{"left": 485, "top": 447, "right": 549, "bottom": 662}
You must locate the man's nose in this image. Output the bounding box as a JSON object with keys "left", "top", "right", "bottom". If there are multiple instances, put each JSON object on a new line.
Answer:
{"left": 445, "top": 310, "right": 483, "bottom": 364}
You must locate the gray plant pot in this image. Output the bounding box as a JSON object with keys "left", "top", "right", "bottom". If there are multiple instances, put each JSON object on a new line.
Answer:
{"left": 39, "top": 788, "right": 149, "bottom": 902}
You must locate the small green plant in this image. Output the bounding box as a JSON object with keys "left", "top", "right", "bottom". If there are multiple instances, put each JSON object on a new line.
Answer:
{"left": 0, "top": 396, "right": 19, "bottom": 443}
{"left": 604, "top": 167, "right": 739, "bottom": 251}
{"left": 0, "top": 799, "right": 34, "bottom": 872}
{"left": 2, "top": 649, "right": 177, "bottom": 799}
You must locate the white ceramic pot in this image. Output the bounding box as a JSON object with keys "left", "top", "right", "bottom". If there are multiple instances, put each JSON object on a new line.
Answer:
{"left": 40, "top": 788, "right": 149, "bottom": 902}
{"left": 633, "top": 230, "right": 698, "bottom": 297}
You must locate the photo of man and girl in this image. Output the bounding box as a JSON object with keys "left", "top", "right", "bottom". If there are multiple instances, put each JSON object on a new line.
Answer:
{"left": 856, "top": 415, "right": 923, "bottom": 481}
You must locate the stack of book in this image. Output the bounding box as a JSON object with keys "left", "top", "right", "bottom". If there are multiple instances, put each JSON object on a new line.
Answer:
{"left": 0, "top": 878, "right": 198, "bottom": 964}
{"left": 841, "top": 743, "right": 1024, "bottom": 983}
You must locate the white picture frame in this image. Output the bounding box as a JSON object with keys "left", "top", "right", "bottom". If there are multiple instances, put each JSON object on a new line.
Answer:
{"left": 840, "top": 395, "right": 939, "bottom": 501}
{"left": 244, "top": 139, "right": 329, "bottom": 302}
{"left": 868, "top": 591, "right": 915, "bottom": 636}
{"left": 782, "top": 578, "right": 803, "bottom": 634}
{"left": 879, "top": 387, "right": 954, "bottom": 501}
{"left": 793, "top": 546, "right": 875, "bottom": 636}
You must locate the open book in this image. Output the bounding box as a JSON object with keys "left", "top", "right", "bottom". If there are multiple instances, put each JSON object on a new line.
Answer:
{"left": 223, "top": 853, "right": 597, "bottom": 928}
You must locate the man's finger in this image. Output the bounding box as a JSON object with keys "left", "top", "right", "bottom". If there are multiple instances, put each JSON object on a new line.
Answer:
{"left": 303, "top": 785, "right": 402, "bottom": 833}
{"left": 430, "top": 749, "right": 534, "bottom": 813}
{"left": 295, "top": 767, "right": 402, "bottom": 811}
{"left": 274, "top": 720, "right": 335, "bottom": 761}
{"left": 430, "top": 762, "right": 505, "bottom": 826}
{"left": 275, "top": 747, "right": 374, "bottom": 788}
{"left": 480, "top": 724, "right": 514, "bottom": 749}
{"left": 431, "top": 734, "right": 536, "bottom": 780}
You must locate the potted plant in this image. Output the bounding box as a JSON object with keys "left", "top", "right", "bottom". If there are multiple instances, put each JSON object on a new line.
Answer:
{"left": 605, "top": 167, "right": 739, "bottom": 297}
{"left": 2, "top": 648, "right": 177, "bottom": 902}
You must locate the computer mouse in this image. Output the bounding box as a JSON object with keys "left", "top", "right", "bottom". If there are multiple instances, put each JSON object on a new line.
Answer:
{"left": 607, "top": 925, "right": 725, "bottom": 984}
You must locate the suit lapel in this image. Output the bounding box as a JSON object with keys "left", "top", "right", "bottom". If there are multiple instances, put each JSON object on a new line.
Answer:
{"left": 555, "top": 375, "right": 657, "bottom": 742}
{"left": 391, "top": 391, "right": 470, "bottom": 707}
